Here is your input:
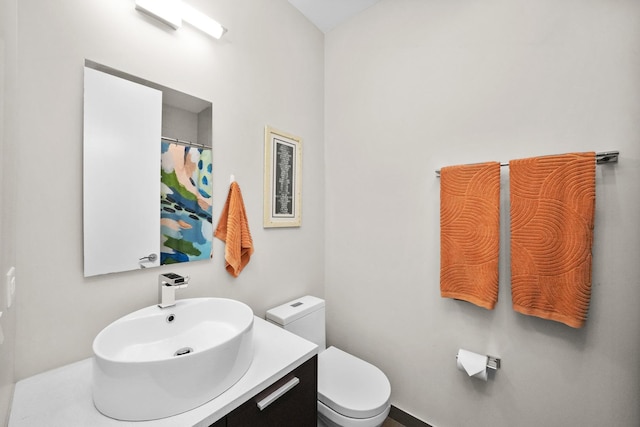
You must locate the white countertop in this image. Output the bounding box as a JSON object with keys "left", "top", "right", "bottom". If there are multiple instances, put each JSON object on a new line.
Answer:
{"left": 9, "top": 316, "right": 318, "bottom": 427}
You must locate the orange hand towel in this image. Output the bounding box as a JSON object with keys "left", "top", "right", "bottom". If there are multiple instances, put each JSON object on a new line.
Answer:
{"left": 510, "top": 152, "right": 595, "bottom": 328}
{"left": 215, "top": 182, "right": 254, "bottom": 277}
{"left": 440, "top": 162, "right": 501, "bottom": 310}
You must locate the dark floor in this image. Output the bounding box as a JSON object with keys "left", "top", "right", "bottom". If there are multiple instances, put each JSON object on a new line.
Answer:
{"left": 382, "top": 417, "right": 406, "bottom": 427}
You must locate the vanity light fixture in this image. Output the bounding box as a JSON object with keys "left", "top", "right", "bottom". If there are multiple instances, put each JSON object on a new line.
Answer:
{"left": 135, "top": 0, "right": 182, "bottom": 30}
{"left": 182, "top": 3, "right": 227, "bottom": 39}
{"left": 135, "top": 0, "right": 227, "bottom": 39}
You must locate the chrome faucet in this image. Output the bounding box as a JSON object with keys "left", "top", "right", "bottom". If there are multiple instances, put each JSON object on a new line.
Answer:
{"left": 158, "top": 273, "right": 189, "bottom": 308}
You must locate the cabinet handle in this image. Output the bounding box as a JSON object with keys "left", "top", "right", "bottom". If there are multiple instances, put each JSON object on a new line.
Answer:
{"left": 256, "top": 377, "right": 300, "bottom": 411}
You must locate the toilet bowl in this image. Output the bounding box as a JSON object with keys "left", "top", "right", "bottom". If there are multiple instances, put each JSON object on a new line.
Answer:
{"left": 266, "top": 296, "right": 391, "bottom": 427}
{"left": 316, "top": 346, "right": 391, "bottom": 427}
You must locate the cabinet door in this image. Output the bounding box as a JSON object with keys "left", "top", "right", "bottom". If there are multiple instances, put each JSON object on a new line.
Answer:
{"left": 83, "top": 66, "right": 162, "bottom": 276}
{"left": 227, "top": 356, "right": 317, "bottom": 427}
{"left": 208, "top": 417, "right": 226, "bottom": 427}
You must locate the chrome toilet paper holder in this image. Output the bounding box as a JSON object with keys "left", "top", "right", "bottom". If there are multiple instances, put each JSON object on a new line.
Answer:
{"left": 456, "top": 354, "right": 501, "bottom": 370}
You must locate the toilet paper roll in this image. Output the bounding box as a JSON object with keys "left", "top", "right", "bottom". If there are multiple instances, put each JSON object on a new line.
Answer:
{"left": 456, "top": 349, "right": 488, "bottom": 381}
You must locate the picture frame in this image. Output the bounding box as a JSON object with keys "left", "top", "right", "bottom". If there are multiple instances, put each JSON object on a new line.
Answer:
{"left": 263, "top": 126, "right": 302, "bottom": 228}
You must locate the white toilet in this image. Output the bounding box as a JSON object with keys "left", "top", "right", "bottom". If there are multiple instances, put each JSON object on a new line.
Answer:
{"left": 266, "top": 296, "right": 391, "bottom": 427}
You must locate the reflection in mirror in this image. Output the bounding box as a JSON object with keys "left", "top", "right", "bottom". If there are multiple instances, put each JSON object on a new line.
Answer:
{"left": 83, "top": 61, "right": 213, "bottom": 277}
{"left": 161, "top": 141, "right": 213, "bottom": 264}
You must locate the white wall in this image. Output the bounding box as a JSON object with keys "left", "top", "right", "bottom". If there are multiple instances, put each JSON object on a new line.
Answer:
{"left": 325, "top": 1, "right": 640, "bottom": 426}
{"left": 7, "top": 0, "right": 640, "bottom": 425}
{"left": 0, "top": 0, "right": 18, "bottom": 422}
{"left": 13, "top": 0, "right": 324, "bottom": 380}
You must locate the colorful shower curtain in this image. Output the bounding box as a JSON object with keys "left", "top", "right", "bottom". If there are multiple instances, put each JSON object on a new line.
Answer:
{"left": 160, "top": 142, "right": 213, "bottom": 264}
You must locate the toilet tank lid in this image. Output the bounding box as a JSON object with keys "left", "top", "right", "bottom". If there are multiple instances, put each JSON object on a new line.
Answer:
{"left": 266, "top": 295, "right": 325, "bottom": 326}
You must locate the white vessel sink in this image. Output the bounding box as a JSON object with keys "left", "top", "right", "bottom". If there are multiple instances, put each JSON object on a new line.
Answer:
{"left": 92, "top": 298, "right": 254, "bottom": 421}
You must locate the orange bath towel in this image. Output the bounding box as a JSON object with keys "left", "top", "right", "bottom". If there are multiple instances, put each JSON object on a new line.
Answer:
{"left": 215, "top": 182, "right": 254, "bottom": 277}
{"left": 440, "top": 162, "right": 501, "bottom": 310}
{"left": 510, "top": 152, "right": 595, "bottom": 328}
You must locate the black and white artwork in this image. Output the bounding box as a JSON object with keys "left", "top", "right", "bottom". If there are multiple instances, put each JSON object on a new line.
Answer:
{"left": 264, "top": 127, "right": 302, "bottom": 227}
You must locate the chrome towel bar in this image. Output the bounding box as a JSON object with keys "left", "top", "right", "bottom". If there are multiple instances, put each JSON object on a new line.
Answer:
{"left": 435, "top": 150, "right": 619, "bottom": 176}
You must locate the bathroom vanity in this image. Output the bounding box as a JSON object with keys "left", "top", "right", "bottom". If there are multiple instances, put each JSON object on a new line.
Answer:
{"left": 9, "top": 317, "right": 318, "bottom": 427}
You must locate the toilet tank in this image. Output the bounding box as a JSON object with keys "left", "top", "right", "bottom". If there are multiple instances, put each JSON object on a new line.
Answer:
{"left": 266, "top": 295, "right": 326, "bottom": 351}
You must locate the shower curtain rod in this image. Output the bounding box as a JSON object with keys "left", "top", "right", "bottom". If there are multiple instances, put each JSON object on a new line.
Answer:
{"left": 161, "top": 136, "right": 209, "bottom": 149}
{"left": 435, "top": 151, "right": 619, "bottom": 177}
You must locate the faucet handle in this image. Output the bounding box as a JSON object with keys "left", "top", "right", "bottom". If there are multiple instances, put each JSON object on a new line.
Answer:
{"left": 176, "top": 275, "right": 190, "bottom": 288}
{"left": 159, "top": 272, "right": 189, "bottom": 286}
{"left": 174, "top": 277, "right": 189, "bottom": 289}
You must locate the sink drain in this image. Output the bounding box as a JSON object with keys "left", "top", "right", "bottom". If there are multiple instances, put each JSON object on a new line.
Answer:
{"left": 174, "top": 347, "right": 194, "bottom": 357}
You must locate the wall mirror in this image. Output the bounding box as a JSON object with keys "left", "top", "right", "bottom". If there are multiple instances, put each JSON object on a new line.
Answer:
{"left": 83, "top": 60, "right": 213, "bottom": 277}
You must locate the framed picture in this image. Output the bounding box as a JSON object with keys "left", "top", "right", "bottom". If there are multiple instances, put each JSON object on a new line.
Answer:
{"left": 263, "top": 126, "right": 302, "bottom": 228}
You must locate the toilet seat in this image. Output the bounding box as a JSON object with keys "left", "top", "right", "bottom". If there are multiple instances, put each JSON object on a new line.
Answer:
{"left": 318, "top": 346, "right": 391, "bottom": 419}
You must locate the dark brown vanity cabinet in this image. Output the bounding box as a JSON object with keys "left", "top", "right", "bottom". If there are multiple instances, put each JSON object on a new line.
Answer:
{"left": 209, "top": 418, "right": 227, "bottom": 427}
{"left": 210, "top": 355, "right": 317, "bottom": 427}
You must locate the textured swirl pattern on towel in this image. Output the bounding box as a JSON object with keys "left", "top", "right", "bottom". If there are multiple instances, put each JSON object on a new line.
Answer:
{"left": 510, "top": 152, "right": 595, "bottom": 328}
{"left": 440, "top": 162, "right": 501, "bottom": 310}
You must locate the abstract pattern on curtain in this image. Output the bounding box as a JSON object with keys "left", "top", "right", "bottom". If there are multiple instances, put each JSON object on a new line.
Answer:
{"left": 161, "top": 142, "right": 213, "bottom": 264}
